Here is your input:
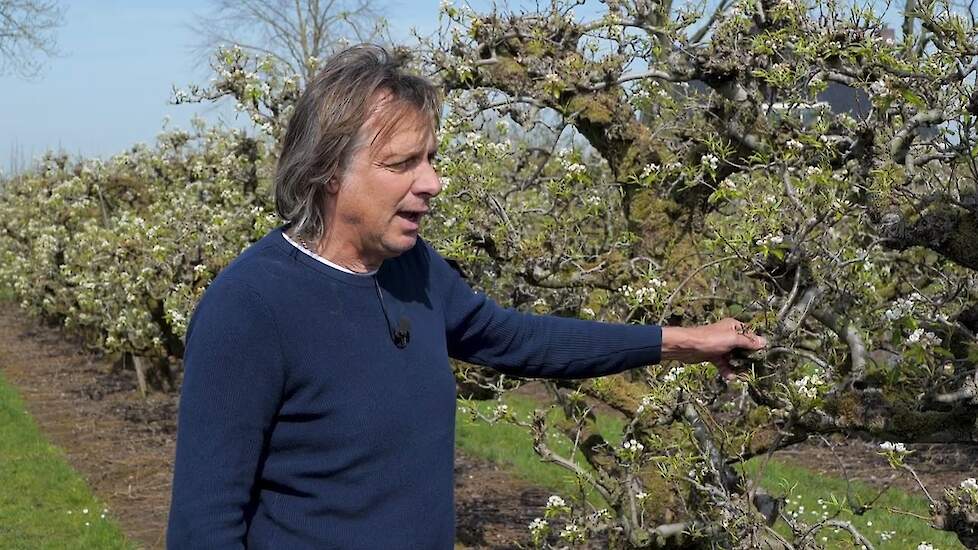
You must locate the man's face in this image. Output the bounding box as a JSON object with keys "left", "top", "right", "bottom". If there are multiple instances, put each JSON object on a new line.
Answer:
{"left": 327, "top": 104, "right": 441, "bottom": 267}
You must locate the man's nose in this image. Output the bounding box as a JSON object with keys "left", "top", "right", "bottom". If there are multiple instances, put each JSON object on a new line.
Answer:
{"left": 414, "top": 162, "right": 442, "bottom": 198}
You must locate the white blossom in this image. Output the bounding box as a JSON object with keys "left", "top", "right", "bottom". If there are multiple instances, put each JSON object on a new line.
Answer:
{"left": 631, "top": 88, "right": 650, "bottom": 101}
{"left": 757, "top": 234, "right": 784, "bottom": 247}
{"left": 961, "top": 478, "right": 978, "bottom": 490}
{"left": 907, "top": 328, "right": 942, "bottom": 347}
{"left": 566, "top": 162, "right": 587, "bottom": 175}
{"left": 884, "top": 292, "right": 924, "bottom": 321}
{"left": 662, "top": 366, "right": 685, "bottom": 384}
{"left": 640, "top": 163, "right": 660, "bottom": 179}
{"left": 622, "top": 439, "right": 645, "bottom": 452}
{"left": 546, "top": 495, "right": 567, "bottom": 509}
{"left": 702, "top": 154, "right": 720, "bottom": 170}
{"left": 560, "top": 522, "right": 585, "bottom": 541}
{"left": 880, "top": 441, "right": 907, "bottom": 453}
{"left": 792, "top": 371, "right": 825, "bottom": 400}
{"left": 619, "top": 278, "right": 667, "bottom": 306}
{"left": 636, "top": 395, "right": 656, "bottom": 414}
{"left": 869, "top": 80, "right": 889, "bottom": 97}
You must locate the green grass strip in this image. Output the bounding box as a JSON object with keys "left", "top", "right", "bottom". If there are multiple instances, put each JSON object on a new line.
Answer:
{"left": 0, "top": 371, "right": 133, "bottom": 550}
{"left": 456, "top": 394, "right": 964, "bottom": 549}
{"left": 744, "top": 459, "right": 962, "bottom": 549}
{"left": 457, "top": 393, "right": 622, "bottom": 506}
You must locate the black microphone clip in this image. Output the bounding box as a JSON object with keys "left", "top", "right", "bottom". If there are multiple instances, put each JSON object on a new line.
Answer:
{"left": 393, "top": 317, "right": 411, "bottom": 349}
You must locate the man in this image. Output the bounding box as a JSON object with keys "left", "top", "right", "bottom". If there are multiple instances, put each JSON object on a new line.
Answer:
{"left": 166, "top": 44, "right": 765, "bottom": 549}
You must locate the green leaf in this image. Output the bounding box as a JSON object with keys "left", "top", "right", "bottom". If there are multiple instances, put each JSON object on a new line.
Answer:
{"left": 900, "top": 89, "right": 926, "bottom": 108}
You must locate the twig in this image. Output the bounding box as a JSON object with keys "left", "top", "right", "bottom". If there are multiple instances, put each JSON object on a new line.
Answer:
{"left": 823, "top": 519, "right": 876, "bottom": 549}
{"left": 657, "top": 255, "right": 740, "bottom": 324}
{"left": 899, "top": 463, "right": 937, "bottom": 506}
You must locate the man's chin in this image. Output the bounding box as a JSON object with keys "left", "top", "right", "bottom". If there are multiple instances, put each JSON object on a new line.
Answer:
{"left": 382, "top": 234, "right": 419, "bottom": 257}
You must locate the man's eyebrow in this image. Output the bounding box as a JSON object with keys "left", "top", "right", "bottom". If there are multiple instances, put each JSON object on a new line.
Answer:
{"left": 381, "top": 144, "right": 437, "bottom": 161}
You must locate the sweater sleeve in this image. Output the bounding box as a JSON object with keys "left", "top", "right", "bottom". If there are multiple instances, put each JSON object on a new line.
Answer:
{"left": 426, "top": 243, "right": 663, "bottom": 378}
{"left": 166, "top": 277, "right": 286, "bottom": 549}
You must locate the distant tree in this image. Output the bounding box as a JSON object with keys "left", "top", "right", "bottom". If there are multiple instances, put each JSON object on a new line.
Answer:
{"left": 0, "top": 0, "right": 64, "bottom": 77}
{"left": 191, "top": 0, "right": 389, "bottom": 82}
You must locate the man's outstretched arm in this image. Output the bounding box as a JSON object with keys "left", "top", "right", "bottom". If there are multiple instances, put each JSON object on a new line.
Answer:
{"left": 661, "top": 318, "right": 767, "bottom": 379}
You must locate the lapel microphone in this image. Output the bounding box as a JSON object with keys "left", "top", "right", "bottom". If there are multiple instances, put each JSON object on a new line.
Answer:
{"left": 374, "top": 276, "right": 410, "bottom": 349}
{"left": 393, "top": 317, "right": 411, "bottom": 349}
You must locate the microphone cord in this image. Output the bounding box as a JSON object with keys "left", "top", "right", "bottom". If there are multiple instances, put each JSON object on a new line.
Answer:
{"left": 373, "top": 276, "right": 409, "bottom": 348}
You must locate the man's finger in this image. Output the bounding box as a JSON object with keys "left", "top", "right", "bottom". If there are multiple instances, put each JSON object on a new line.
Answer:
{"left": 715, "top": 355, "right": 737, "bottom": 381}
{"left": 738, "top": 332, "right": 767, "bottom": 350}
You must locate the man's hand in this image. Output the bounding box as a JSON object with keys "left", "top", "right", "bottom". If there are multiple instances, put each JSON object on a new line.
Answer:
{"left": 661, "top": 318, "right": 767, "bottom": 380}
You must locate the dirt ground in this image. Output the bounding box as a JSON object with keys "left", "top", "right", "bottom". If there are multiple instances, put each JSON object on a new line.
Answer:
{"left": 1, "top": 302, "right": 975, "bottom": 549}
{"left": 775, "top": 435, "right": 978, "bottom": 498}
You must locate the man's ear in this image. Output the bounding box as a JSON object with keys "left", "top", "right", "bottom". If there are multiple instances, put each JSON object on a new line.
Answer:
{"left": 325, "top": 176, "right": 341, "bottom": 194}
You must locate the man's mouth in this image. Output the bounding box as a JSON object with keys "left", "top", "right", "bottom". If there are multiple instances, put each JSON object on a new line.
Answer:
{"left": 397, "top": 210, "right": 426, "bottom": 224}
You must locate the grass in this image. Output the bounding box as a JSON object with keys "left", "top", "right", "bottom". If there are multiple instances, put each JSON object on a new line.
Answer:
{"left": 744, "top": 459, "right": 963, "bottom": 549}
{"left": 456, "top": 393, "right": 964, "bottom": 549}
{"left": 0, "top": 371, "right": 133, "bottom": 550}
{"left": 457, "top": 392, "right": 628, "bottom": 505}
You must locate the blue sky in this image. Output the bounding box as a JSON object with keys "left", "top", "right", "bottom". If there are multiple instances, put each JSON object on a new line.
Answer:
{"left": 1, "top": 0, "right": 899, "bottom": 173}
{"left": 0, "top": 0, "right": 447, "bottom": 172}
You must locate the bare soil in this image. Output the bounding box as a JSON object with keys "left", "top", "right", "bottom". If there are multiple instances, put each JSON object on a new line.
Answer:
{"left": 0, "top": 303, "right": 545, "bottom": 549}
{"left": 774, "top": 435, "right": 978, "bottom": 498}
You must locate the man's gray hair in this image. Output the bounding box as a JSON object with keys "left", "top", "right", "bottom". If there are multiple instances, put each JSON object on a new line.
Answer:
{"left": 275, "top": 44, "right": 442, "bottom": 241}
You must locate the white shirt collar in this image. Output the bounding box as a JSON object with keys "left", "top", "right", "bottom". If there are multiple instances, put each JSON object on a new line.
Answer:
{"left": 282, "top": 232, "right": 377, "bottom": 277}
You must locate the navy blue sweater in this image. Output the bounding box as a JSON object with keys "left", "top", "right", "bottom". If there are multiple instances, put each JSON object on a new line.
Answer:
{"left": 166, "top": 227, "right": 662, "bottom": 549}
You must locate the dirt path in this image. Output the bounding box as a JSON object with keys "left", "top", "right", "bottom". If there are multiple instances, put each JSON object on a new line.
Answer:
{"left": 0, "top": 304, "right": 174, "bottom": 548}
{"left": 774, "top": 435, "right": 978, "bottom": 498}
{"left": 0, "top": 303, "right": 547, "bottom": 549}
